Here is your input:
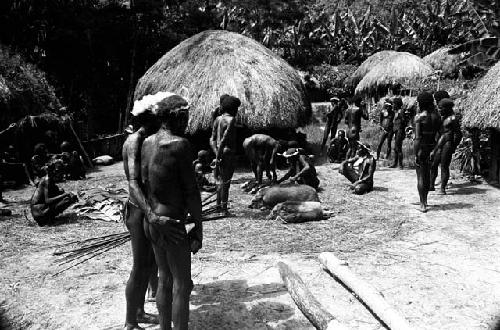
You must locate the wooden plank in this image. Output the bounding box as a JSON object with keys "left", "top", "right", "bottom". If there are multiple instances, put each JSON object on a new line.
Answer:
{"left": 319, "top": 252, "right": 413, "bottom": 330}
{"left": 277, "top": 261, "right": 348, "bottom": 330}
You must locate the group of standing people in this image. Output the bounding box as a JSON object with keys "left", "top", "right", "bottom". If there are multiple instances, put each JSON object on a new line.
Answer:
{"left": 414, "top": 90, "right": 462, "bottom": 212}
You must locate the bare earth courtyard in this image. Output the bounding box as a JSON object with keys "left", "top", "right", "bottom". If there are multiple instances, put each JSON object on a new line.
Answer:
{"left": 1, "top": 161, "right": 500, "bottom": 330}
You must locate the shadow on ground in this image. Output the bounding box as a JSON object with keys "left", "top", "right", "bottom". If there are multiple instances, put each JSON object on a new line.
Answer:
{"left": 450, "top": 182, "right": 488, "bottom": 195}
{"left": 431, "top": 203, "right": 474, "bottom": 211}
{"left": 189, "top": 279, "right": 308, "bottom": 329}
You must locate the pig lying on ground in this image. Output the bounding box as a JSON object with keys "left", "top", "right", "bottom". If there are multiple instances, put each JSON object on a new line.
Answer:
{"left": 249, "top": 184, "right": 320, "bottom": 209}
{"left": 268, "top": 201, "right": 324, "bottom": 223}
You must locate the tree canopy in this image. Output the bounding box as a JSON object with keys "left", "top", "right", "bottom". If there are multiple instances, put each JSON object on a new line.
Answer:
{"left": 0, "top": 0, "right": 498, "bottom": 134}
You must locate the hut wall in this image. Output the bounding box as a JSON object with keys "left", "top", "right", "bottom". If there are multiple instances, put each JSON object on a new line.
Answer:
{"left": 82, "top": 134, "right": 125, "bottom": 160}
{"left": 489, "top": 129, "right": 500, "bottom": 182}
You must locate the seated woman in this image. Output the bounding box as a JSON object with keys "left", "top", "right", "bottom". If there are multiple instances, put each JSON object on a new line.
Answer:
{"left": 277, "top": 148, "right": 320, "bottom": 190}
{"left": 339, "top": 143, "right": 376, "bottom": 195}
{"left": 30, "top": 159, "right": 78, "bottom": 226}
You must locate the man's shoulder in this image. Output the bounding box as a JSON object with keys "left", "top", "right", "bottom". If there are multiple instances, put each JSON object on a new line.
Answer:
{"left": 159, "top": 136, "right": 191, "bottom": 150}
{"left": 415, "top": 112, "right": 428, "bottom": 122}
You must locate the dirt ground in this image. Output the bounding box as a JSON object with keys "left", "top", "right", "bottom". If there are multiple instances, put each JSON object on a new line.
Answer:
{"left": 1, "top": 160, "right": 500, "bottom": 330}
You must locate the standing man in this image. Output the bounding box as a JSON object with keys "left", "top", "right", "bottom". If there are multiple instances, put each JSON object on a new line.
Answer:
{"left": 376, "top": 99, "right": 395, "bottom": 160}
{"left": 321, "top": 97, "right": 346, "bottom": 152}
{"left": 122, "top": 101, "right": 161, "bottom": 330}
{"left": 390, "top": 97, "right": 408, "bottom": 169}
{"left": 414, "top": 92, "right": 441, "bottom": 212}
{"left": 430, "top": 98, "right": 462, "bottom": 194}
{"left": 210, "top": 95, "right": 240, "bottom": 213}
{"left": 141, "top": 94, "right": 202, "bottom": 330}
{"left": 345, "top": 96, "right": 369, "bottom": 160}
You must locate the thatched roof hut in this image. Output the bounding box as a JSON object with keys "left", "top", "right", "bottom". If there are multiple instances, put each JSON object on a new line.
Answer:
{"left": 0, "top": 46, "right": 61, "bottom": 129}
{"left": 134, "top": 30, "right": 311, "bottom": 134}
{"left": 461, "top": 60, "right": 500, "bottom": 129}
{"left": 423, "top": 47, "right": 461, "bottom": 77}
{"left": 349, "top": 50, "right": 399, "bottom": 87}
{"left": 355, "top": 52, "right": 434, "bottom": 96}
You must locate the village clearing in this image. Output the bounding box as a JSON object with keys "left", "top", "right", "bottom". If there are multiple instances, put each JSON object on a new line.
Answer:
{"left": 1, "top": 161, "right": 500, "bottom": 330}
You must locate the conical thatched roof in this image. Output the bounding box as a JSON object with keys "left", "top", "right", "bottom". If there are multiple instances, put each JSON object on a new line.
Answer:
{"left": 349, "top": 50, "right": 399, "bottom": 87}
{"left": 461, "top": 60, "right": 500, "bottom": 129}
{"left": 134, "top": 30, "right": 311, "bottom": 134}
{"left": 355, "top": 52, "right": 433, "bottom": 96}
{"left": 423, "top": 47, "right": 461, "bottom": 77}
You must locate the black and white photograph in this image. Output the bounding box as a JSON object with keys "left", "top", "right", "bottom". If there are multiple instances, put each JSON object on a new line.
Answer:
{"left": 1, "top": 0, "right": 500, "bottom": 329}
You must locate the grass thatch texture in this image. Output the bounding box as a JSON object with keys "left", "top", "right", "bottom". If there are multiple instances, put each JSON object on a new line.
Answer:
{"left": 0, "top": 46, "right": 61, "bottom": 129}
{"left": 349, "top": 50, "right": 399, "bottom": 87}
{"left": 134, "top": 30, "right": 311, "bottom": 134}
{"left": 423, "top": 47, "right": 461, "bottom": 78}
{"left": 355, "top": 52, "right": 434, "bottom": 96}
{"left": 461, "top": 60, "right": 500, "bottom": 129}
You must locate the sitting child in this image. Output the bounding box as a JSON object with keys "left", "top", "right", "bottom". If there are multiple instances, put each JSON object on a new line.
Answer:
{"left": 193, "top": 150, "right": 216, "bottom": 192}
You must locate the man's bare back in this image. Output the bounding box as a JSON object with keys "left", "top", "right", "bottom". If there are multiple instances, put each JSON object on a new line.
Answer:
{"left": 211, "top": 114, "right": 237, "bottom": 156}
{"left": 142, "top": 130, "right": 201, "bottom": 221}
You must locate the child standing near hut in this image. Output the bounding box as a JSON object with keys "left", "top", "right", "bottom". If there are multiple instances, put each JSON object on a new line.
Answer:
{"left": 210, "top": 95, "right": 240, "bottom": 213}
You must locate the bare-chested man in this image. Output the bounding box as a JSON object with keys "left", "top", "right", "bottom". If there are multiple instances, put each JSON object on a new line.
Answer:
{"left": 277, "top": 148, "right": 320, "bottom": 190}
{"left": 430, "top": 98, "right": 462, "bottom": 195}
{"left": 210, "top": 95, "right": 240, "bottom": 213}
{"left": 339, "top": 143, "right": 376, "bottom": 195}
{"left": 141, "top": 94, "right": 202, "bottom": 330}
{"left": 345, "top": 96, "right": 369, "bottom": 159}
{"left": 122, "top": 105, "right": 160, "bottom": 330}
{"left": 30, "top": 159, "right": 77, "bottom": 226}
{"left": 243, "top": 134, "right": 279, "bottom": 185}
{"left": 376, "top": 99, "right": 395, "bottom": 160}
{"left": 390, "top": 97, "right": 408, "bottom": 169}
{"left": 414, "top": 92, "right": 441, "bottom": 212}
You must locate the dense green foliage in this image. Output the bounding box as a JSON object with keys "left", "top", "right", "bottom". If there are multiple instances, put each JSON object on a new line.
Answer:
{"left": 0, "top": 0, "right": 498, "bottom": 134}
{"left": 0, "top": 46, "right": 61, "bottom": 127}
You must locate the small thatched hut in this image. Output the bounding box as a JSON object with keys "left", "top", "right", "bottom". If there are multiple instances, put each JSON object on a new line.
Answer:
{"left": 423, "top": 47, "right": 461, "bottom": 78}
{"left": 355, "top": 52, "right": 434, "bottom": 97}
{"left": 349, "top": 50, "right": 399, "bottom": 87}
{"left": 461, "top": 60, "right": 500, "bottom": 182}
{"left": 134, "top": 30, "right": 311, "bottom": 136}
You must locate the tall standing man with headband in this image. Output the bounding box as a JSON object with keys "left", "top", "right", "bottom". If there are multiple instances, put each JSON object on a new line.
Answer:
{"left": 141, "top": 94, "right": 202, "bottom": 330}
